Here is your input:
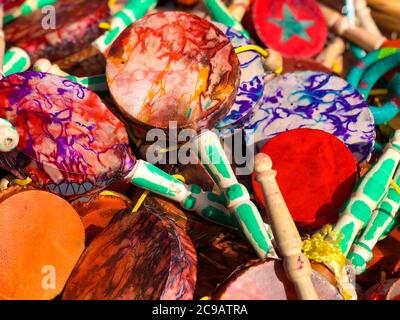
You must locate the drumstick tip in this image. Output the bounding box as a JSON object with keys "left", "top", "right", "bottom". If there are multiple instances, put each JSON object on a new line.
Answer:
{"left": 254, "top": 153, "right": 273, "bottom": 173}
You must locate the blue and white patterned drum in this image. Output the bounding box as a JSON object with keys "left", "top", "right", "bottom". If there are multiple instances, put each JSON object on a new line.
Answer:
{"left": 244, "top": 71, "right": 375, "bottom": 162}
{"left": 213, "top": 23, "right": 266, "bottom": 131}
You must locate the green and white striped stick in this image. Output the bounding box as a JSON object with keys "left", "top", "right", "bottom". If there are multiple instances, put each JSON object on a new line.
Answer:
{"left": 191, "top": 130, "right": 277, "bottom": 259}
{"left": 331, "top": 130, "right": 400, "bottom": 256}
{"left": 348, "top": 165, "right": 400, "bottom": 274}
{"left": 127, "top": 159, "right": 274, "bottom": 240}
{"left": 93, "top": 0, "right": 157, "bottom": 54}
{"left": 4, "top": 0, "right": 56, "bottom": 25}
{"left": 3, "top": 0, "right": 156, "bottom": 77}
{"left": 33, "top": 58, "right": 107, "bottom": 92}
{"left": 203, "top": 0, "right": 250, "bottom": 39}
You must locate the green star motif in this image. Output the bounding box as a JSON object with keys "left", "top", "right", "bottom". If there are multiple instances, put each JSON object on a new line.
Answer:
{"left": 268, "top": 4, "right": 315, "bottom": 43}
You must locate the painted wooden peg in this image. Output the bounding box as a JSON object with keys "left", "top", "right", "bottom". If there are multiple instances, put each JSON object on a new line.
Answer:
{"left": 348, "top": 164, "right": 400, "bottom": 274}
{"left": 331, "top": 130, "right": 400, "bottom": 255}
{"left": 254, "top": 153, "right": 319, "bottom": 300}
{"left": 192, "top": 130, "right": 277, "bottom": 259}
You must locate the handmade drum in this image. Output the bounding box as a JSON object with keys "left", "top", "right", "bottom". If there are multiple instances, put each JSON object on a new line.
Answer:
{"left": 244, "top": 71, "right": 376, "bottom": 162}
{"left": 0, "top": 190, "right": 85, "bottom": 300}
{"left": 252, "top": 0, "right": 327, "bottom": 58}
{"left": 0, "top": 71, "right": 135, "bottom": 197}
{"left": 5, "top": 0, "right": 110, "bottom": 63}
{"left": 213, "top": 23, "right": 265, "bottom": 131}
{"left": 252, "top": 128, "right": 358, "bottom": 230}
{"left": 63, "top": 207, "right": 197, "bottom": 300}
{"left": 212, "top": 259, "right": 343, "bottom": 300}
{"left": 106, "top": 11, "right": 241, "bottom": 138}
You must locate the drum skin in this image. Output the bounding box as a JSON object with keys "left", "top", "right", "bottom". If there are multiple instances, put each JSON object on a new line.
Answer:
{"left": 106, "top": 11, "right": 240, "bottom": 137}
{"left": 5, "top": 0, "right": 110, "bottom": 63}
{"left": 0, "top": 71, "right": 135, "bottom": 198}
{"left": 63, "top": 208, "right": 197, "bottom": 300}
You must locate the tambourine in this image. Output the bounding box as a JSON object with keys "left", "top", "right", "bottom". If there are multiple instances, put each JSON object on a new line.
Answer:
{"left": 244, "top": 71, "right": 376, "bottom": 163}
{"left": 63, "top": 206, "right": 197, "bottom": 300}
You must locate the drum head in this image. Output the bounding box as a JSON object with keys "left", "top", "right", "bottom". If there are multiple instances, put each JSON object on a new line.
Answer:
{"left": 0, "top": 71, "right": 135, "bottom": 197}
{"left": 106, "top": 11, "right": 240, "bottom": 133}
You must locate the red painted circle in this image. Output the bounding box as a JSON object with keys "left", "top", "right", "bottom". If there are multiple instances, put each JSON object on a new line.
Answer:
{"left": 252, "top": 0, "right": 327, "bottom": 58}
{"left": 252, "top": 128, "right": 357, "bottom": 230}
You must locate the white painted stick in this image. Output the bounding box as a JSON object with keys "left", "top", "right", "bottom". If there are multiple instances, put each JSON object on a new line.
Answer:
{"left": 254, "top": 153, "right": 319, "bottom": 300}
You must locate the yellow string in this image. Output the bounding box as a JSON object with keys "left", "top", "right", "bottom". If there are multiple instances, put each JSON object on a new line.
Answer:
{"left": 302, "top": 225, "right": 353, "bottom": 300}
{"left": 131, "top": 190, "right": 150, "bottom": 213}
{"left": 234, "top": 45, "right": 269, "bottom": 58}
{"left": 380, "top": 271, "right": 387, "bottom": 282}
{"left": 99, "top": 190, "right": 133, "bottom": 205}
{"left": 99, "top": 22, "right": 112, "bottom": 30}
{"left": 131, "top": 174, "right": 186, "bottom": 213}
{"left": 370, "top": 88, "right": 388, "bottom": 96}
{"left": 200, "top": 296, "right": 210, "bottom": 300}
{"left": 158, "top": 143, "right": 185, "bottom": 154}
{"left": 390, "top": 179, "right": 400, "bottom": 195}
{"left": 10, "top": 177, "right": 32, "bottom": 186}
{"left": 275, "top": 66, "right": 283, "bottom": 75}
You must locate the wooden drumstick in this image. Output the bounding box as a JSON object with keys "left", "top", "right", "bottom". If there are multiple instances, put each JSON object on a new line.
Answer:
{"left": 320, "top": 3, "right": 386, "bottom": 51}
{"left": 317, "top": 37, "right": 345, "bottom": 69}
{"left": 228, "top": 0, "right": 250, "bottom": 22}
{"left": 354, "top": 0, "right": 382, "bottom": 36}
{"left": 254, "top": 153, "right": 319, "bottom": 300}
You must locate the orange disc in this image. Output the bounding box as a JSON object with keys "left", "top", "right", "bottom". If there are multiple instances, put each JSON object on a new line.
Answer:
{"left": 0, "top": 190, "right": 85, "bottom": 300}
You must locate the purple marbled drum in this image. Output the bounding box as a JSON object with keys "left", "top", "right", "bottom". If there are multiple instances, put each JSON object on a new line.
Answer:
{"left": 214, "top": 23, "right": 266, "bottom": 131}
{"left": 0, "top": 71, "right": 135, "bottom": 197}
{"left": 244, "top": 71, "right": 375, "bottom": 162}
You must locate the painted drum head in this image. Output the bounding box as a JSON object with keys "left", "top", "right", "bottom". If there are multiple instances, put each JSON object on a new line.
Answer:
{"left": 244, "top": 71, "right": 375, "bottom": 162}
{"left": 106, "top": 11, "right": 240, "bottom": 135}
{"left": 5, "top": 0, "right": 109, "bottom": 63}
{"left": 63, "top": 207, "right": 197, "bottom": 300}
{"left": 252, "top": 0, "right": 327, "bottom": 58}
{"left": 213, "top": 23, "right": 265, "bottom": 130}
{"left": 213, "top": 259, "right": 343, "bottom": 300}
{"left": 252, "top": 128, "right": 358, "bottom": 230}
{"left": 0, "top": 71, "right": 135, "bottom": 197}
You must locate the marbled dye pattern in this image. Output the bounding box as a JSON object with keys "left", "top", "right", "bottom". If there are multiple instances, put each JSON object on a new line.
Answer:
{"left": 63, "top": 208, "right": 197, "bottom": 300}
{"left": 244, "top": 71, "right": 375, "bottom": 162}
{"left": 106, "top": 12, "right": 240, "bottom": 133}
{"left": 213, "top": 23, "right": 265, "bottom": 130}
{"left": 5, "top": 0, "right": 110, "bottom": 63}
{"left": 0, "top": 71, "right": 135, "bottom": 197}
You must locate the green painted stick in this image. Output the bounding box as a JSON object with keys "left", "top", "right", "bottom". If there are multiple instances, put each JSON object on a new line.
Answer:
{"left": 191, "top": 130, "right": 276, "bottom": 258}
{"left": 33, "top": 58, "right": 107, "bottom": 92}
{"left": 4, "top": 0, "right": 56, "bottom": 25}
{"left": 128, "top": 160, "right": 245, "bottom": 230}
{"left": 348, "top": 165, "right": 400, "bottom": 274}
{"left": 331, "top": 130, "right": 400, "bottom": 255}
{"left": 3, "top": 0, "right": 156, "bottom": 76}
{"left": 93, "top": 0, "right": 157, "bottom": 54}
{"left": 203, "top": 0, "right": 250, "bottom": 39}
